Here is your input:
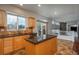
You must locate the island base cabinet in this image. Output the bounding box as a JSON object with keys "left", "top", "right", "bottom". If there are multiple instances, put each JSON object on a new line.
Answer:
{"left": 35, "top": 37, "right": 57, "bottom": 55}
{"left": 50, "top": 37, "right": 57, "bottom": 54}
{"left": 25, "top": 37, "right": 57, "bottom": 55}
{"left": 25, "top": 41, "right": 35, "bottom": 55}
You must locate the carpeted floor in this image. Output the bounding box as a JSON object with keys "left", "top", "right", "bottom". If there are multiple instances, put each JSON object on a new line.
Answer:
{"left": 13, "top": 39, "right": 77, "bottom": 55}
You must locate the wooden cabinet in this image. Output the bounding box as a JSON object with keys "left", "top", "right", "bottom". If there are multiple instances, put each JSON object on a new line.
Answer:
{"left": 0, "top": 10, "right": 6, "bottom": 26}
{"left": 4, "top": 38, "right": 13, "bottom": 54}
{"left": 0, "top": 39, "right": 4, "bottom": 54}
{"left": 28, "top": 17, "right": 36, "bottom": 29}
{"left": 13, "top": 36, "right": 25, "bottom": 50}
{"left": 0, "top": 38, "right": 13, "bottom": 55}
{"left": 0, "top": 35, "right": 28, "bottom": 55}
{"left": 35, "top": 37, "right": 57, "bottom": 55}
{"left": 25, "top": 41, "right": 35, "bottom": 54}
{"left": 14, "top": 36, "right": 23, "bottom": 50}
{"left": 50, "top": 38, "right": 57, "bottom": 54}
{"left": 25, "top": 37, "right": 57, "bottom": 55}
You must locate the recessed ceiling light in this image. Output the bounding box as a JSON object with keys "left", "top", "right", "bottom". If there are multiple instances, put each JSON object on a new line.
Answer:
{"left": 19, "top": 4, "right": 23, "bottom": 6}
{"left": 37, "top": 4, "right": 41, "bottom": 7}
{"left": 54, "top": 11, "right": 57, "bottom": 15}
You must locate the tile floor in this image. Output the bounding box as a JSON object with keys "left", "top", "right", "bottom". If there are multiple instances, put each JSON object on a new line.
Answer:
{"left": 55, "top": 39, "right": 77, "bottom": 55}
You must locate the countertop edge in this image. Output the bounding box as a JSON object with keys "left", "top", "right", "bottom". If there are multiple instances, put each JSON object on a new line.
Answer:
{"left": 25, "top": 35, "right": 57, "bottom": 45}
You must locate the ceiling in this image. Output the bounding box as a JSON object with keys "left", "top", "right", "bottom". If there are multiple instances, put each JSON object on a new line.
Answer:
{"left": 14, "top": 4, "right": 79, "bottom": 22}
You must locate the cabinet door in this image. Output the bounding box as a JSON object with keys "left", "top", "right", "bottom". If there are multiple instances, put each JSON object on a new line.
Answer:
{"left": 0, "top": 10, "right": 5, "bottom": 26}
{"left": 4, "top": 38, "right": 13, "bottom": 54}
{"left": 36, "top": 39, "right": 53, "bottom": 55}
{"left": 28, "top": 17, "right": 36, "bottom": 28}
{"left": 35, "top": 38, "right": 57, "bottom": 55}
{"left": 21, "top": 35, "right": 29, "bottom": 46}
{"left": 13, "top": 36, "right": 24, "bottom": 50}
{"left": 0, "top": 39, "right": 4, "bottom": 54}
{"left": 25, "top": 41, "right": 35, "bottom": 55}
{"left": 50, "top": 37, "right": 57, "bottom": 54}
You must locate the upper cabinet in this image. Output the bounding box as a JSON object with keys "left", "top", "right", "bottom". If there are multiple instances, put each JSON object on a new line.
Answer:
{"left": 0, "top": 10, "right": 6, "bottom": 26}
{"left": 28, "top": 17, "right": 36, "bottom": 29}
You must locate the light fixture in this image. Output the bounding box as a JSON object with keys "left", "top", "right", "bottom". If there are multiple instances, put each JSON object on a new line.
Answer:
{"left": 37, "top": 4, "right": 41, "bottom": 7}
{"left": 54, "top": 11, "right": 57, "bottom": 15}
{"left": 19, "top": 4, "right": 23, "bottom": 6}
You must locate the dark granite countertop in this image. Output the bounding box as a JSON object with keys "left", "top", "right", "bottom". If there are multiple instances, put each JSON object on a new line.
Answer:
{"left": 0, "top": 33, "right": 36, "bottom": 38}
{"left": 25, "top": 34, "right": 57, "bottom": 44}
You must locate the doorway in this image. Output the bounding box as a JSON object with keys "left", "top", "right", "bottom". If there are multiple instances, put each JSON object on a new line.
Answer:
{"left": 36, "top": 21, "right": 48, "bottom": 39}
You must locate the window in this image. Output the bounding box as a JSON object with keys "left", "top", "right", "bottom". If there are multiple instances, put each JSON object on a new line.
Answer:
{"left": 18, "top": 16, "right": 26, "bottom": 30}
{"left": 7, "top": 14, "right": 17, "bottom": 31}
{"left": 7, "top": 13, "right": 27, "bottom": 31}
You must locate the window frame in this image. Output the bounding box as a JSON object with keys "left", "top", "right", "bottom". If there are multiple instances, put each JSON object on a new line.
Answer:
{"left": 7, "top": 13, "right": 18, "bottom": 31}
{"left": 17, "top": 16, "right": 26, "bottom": 30}
{"left": 7, "top": 13, "right": 27, "bottom": 31}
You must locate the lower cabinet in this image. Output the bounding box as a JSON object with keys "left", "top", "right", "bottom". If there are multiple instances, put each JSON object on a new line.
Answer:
{"left": 0, "top": 39, "right": 4, "bottom": 54}
{"left": 25, "top": 37, "right": 57, "bottom": 55}
{"left": 25, "top": 40, "right": 35, "bottom": 55}
{"left": 13, "top": 36, "right": 25, "bottom": 50}
{"left": 35, "top": 37, "right": 57, "bottom": 55}
{"left": 4, "top": 38, "right": 13, "bottom": 54}
{"left": 0, "top": 36, "right": 27, "bottom": 55}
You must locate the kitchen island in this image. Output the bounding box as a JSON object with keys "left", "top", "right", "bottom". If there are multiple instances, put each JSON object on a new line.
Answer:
{"left": 25, "top": 35, "right": 57, "bottom": 55}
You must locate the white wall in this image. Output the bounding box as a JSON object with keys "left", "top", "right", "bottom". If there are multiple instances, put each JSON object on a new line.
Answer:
{"left": 48, "top": 18, "right": 53, "bottom": 34}
{"left": 67, "top": 20, "right": 79, "bottom": 31}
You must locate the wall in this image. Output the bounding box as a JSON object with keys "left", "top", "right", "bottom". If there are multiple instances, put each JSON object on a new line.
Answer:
{"left": 0, "top": 4, "right": 51, "bottom": 33}
{"left": 51, "top": 19, "right": 79, "bottom": 31}
{"left": 0, "top": 5, "right": 49, "bottom": 20}
{"left": 48, "top": 18, "right": 52, "bottom": 34}
{"left": 67, "top": 20, "right": 79, "bottom": 31}
{"left": 52, "top": 20, "right": 60, "bottom": 30}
